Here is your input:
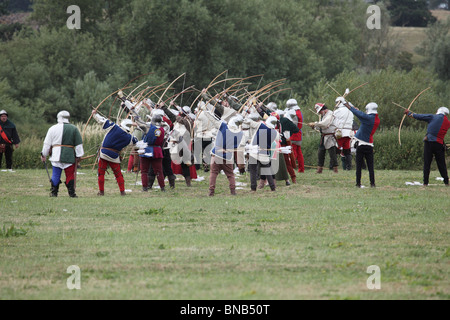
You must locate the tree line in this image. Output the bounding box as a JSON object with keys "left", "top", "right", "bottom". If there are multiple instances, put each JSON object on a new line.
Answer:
{"left": 0, "top": 0, "right": 449, "bottom": 136}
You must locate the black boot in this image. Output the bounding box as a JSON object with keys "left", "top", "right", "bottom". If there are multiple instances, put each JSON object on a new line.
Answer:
{"left": 50, "top": 181, "right": 61, "bottom": 197}
{"left": 65, "top": 180, "right": 78, "bottom": 198}
{"left": 346, "top": 154, "right": 353, "bottom": 171}
{"left": 185, "top": 176, "right": 192, "bottom": 187}
{"left": 147, "top": 175, "right": 156, "bottom": 189}
{"left": 169, "top": 175, "right": 176, "bottom": 189}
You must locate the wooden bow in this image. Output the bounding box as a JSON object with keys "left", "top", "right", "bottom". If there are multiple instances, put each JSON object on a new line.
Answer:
{"left": 189, "top": 70, "right": 229, "bottom": 112}
{"left": 398, "top": 87, "right": 431, "bottom": 146}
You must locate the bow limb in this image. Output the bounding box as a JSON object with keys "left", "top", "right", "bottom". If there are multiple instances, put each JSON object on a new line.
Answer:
{"left": 157, "top": 73, "right": 186, "bottom": 105}
{"left": 255, "top": 82, "right": 286, "bottom": 101}
{"left": 188, "top": 70, "right": 229, "bottom": 111}
{"left": 109, "top": 73, "right": 154, "bottom": 118}
{"left": 83, "top": 87, "right": 131, "bottom": 141}
{"left": 348, "top": 82, "right": 369, "bottom": 95}
{"left": 398, "top": 87, "right": 431, "bottom": 146}
{"left": 163, "top": 86, "right": 195, "bottom": 105}
{"left": 238, "top": 79, "right": 286, "bottom": 113}
{"left": 261, "top": 88, "right": 292, "bottom": 104}
{"left": 126, "top": 81, "right": 148, "bottom": 100}
{"left": 207, "top": 75, "right": 264, "bottom": 118}
{"left": 116, "top": 81, "right": 149, "bottom": 122}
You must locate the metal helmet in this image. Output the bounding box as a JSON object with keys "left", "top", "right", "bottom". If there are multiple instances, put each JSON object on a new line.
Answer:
{"left": 120, "top": 119, "right": 133, "bottom": 132}
{"left": 182, "top": 106, "right": 191, "bottom": 115}
{"left": 286, "top": 99, "right": 298, "bottom": 109}
{"left": 152, "top": 109, "right": 165, "bottom": 118}
{"left": 57, "top": 111, "right": 70, "bottom": 123}
{"left": 0, "top": 110, "right": 7, "bottom": 116}
{"left": 265, "top": 116, "right": 278, "bottom": 129}
{"left": 248, "top": 112, "right": 262, "bottom": 122}
{"left": 151, "top": 114, "right": 163, "bottom": 128}
{"left": 267, "top": 102, "right": 278, "bottom": 112}
{"left": 229, "top": 114, "right": 244, "bottom": 129}
{"left": 315, "top": 103, "right": 325, "bottom": 114}
{"left": 436, "top": 107, "right": 449, "bottom": 115}
{"left": 365, "top": 102, "right": 378, "bottom": 115}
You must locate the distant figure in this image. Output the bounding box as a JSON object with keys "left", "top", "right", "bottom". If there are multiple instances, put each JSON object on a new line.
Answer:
{"left": 0, "top": 110, "right": 21, "bottom": 170}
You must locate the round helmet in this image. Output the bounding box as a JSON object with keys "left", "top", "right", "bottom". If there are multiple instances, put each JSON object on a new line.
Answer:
{"left": 267, "top": 102, "right": 278, "bottom": 112}
{"left": 248, "top": 112, "right": 262, "bottom": 122}
{"left": 365, "top": 102, "right": 378, "bottom": 115}
{"left": 265, "top": 116, "right": 278, "bottom": 129}
{"left": 286, "top": 99, "right": 298, "bottom": 109}
{"left": 315, "top": 103, "right": 325, "bottom": 114}
{"left": 182, "top": 106, "right": 191, "bottom": 115}
{"left": 57, "top": 110, "right": 70, "bottom": 123}
{"left": 436, "top": 107, "right": 449, "bottom": 115}
{"left": 120, "top": 119, "right": 133, "bottom": 132}
{"left": 0, "top": 110, "right": 8, "bottom": 116}
{"left": 229, "top": 114, "right": 244, "bottom": 129}
{"left": 151, "top": 114, "right": 163, "bottom": 127}
{"left": 152, "top": 109, "right": 165, "bottom": 118}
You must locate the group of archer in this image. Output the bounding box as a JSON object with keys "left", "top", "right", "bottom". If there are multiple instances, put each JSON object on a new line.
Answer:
{"left": 39, "top": 82, "right": 450, "bottom": 198}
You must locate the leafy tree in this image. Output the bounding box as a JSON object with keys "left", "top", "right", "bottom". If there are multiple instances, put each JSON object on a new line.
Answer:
{"left": 387, "top": 0, "right": 437, "bottom": 27}
{"left": 417, "top": 18, "right": 450, "bottom": 80}
{"left": 1, "top": 0, "right": 9, "bottom": 15}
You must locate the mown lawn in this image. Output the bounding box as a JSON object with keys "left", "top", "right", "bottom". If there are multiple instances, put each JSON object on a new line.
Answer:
{"left": 0, "top": 168, "right": 449, "bottom": 300}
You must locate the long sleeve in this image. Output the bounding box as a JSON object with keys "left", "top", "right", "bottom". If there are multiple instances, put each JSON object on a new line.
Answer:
{"left": 202, "top": 110, "right": 222, "bottom": 130}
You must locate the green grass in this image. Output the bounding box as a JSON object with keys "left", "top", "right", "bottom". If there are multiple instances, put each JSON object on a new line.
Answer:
{"left": 0, "top": 168, "right": 449, "bottom": 300}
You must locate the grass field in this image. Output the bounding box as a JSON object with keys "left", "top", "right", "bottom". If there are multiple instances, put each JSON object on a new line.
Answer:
{"left": 391, "top": 10, "right": 450, "bottom": 64}
{"left": 0, "top": 168, "right": 449, "bottom": 300}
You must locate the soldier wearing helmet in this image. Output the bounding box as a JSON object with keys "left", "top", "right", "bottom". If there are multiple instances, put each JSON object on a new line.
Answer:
{"left": 334, "top": 95, "right": 355, "bottom": 171}
{"left": 336, "top": 97, "right": 380, "bottom": 188}
{"left": 308, "top": 103, "right": 339, "bottom": 174}
{"left": 285, "top": 99, "right": 305, "bottom": 174}
{"left": 91, "top": 110, "right": 139, "bottom": 196}
{"left": 404, "top": 106, "right": 450, "bottom": 186}
{"left": 202, "top": 108, "right": 245, "bottom": 197}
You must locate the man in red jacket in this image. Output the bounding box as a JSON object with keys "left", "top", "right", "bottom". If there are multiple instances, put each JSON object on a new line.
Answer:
{"left": 285, "top": 99, "right": 305, "bottom": 173}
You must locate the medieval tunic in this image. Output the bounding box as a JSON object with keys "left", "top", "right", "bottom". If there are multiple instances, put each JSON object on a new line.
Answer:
{"left": 246, "top": 119, "right": 279, "bottom": 191}
{"left": 140, "top": 124, "right": 166, "bottom": 189}
{"left": 96, "top": 118, "right": 138, "bottom": 163}
{"left": 204, "top": 111, "right": 245, "bottom": 195}
{"left": 42, "top": 123, "right": 84, "bottom": 170}
{"left": 313, "top": 109, "right": 338, "bottom": 169}
{"left": 350, "top": 106, "right": 380, "bottom": 187}
{"left": 289, "top": 108, "right": 305, "bottom": 173}
{"left": 334, "top": 105, "right": 355, "bottom": 170}
{"left": 94, "top": 115, "right": 138, "bottom": 193}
